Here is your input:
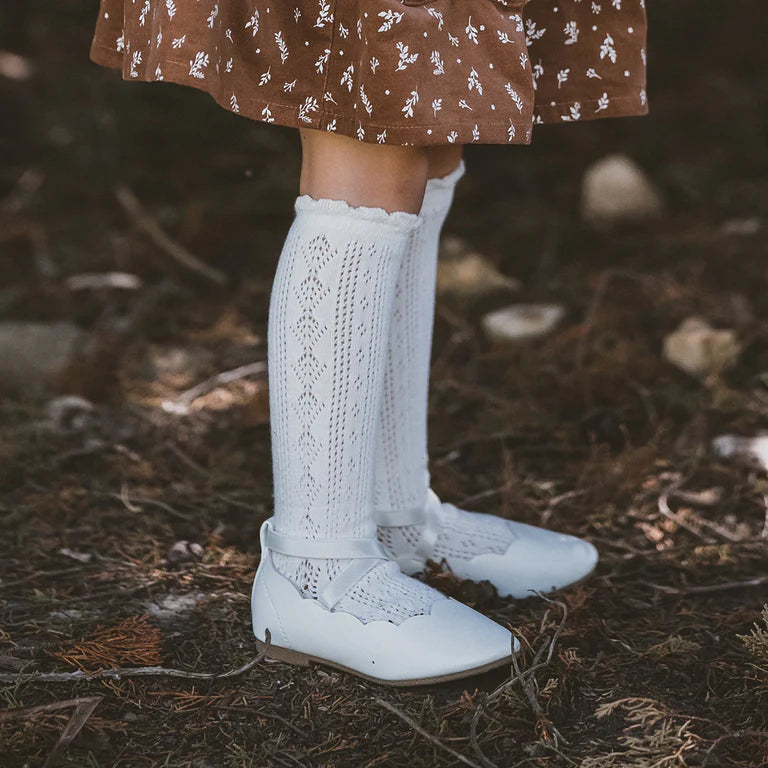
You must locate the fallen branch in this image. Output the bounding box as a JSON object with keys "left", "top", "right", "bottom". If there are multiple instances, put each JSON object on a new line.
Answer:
{"left": 470, "top": 594, "right": 569, "bottom": 768}
{"left": 376, "top": 698, "right": 484, "bottom": 768}
{"left": 0, "top": 633, "right": 269, "bottom": 684}
{"left": 658, "top": 479, "right": 715, "bottom": 544}
{"left": 0, "top": 696, "right": 102, "bottom": 722}
{"left": 162, "top": 361, "right": 267, "bottom": 413}
{"left": 43, "top": 696, "right": 102, "bottom": 768}
{"left": 112, "top": 488, "right": 193, "bottom": 521}
{"left": 489, "top": 594, "right": 569, "bottom": 704}
{"left": 0, "top": 567, "right": 97, "bottom": 591}
{"left": 467, "top": 695, "right": 499, "bottom": 768}
{"left": 648, "top": 576, "right": 768, "bottom": 595}
{"left": 115, "top": 185, "right": 227, "bottom": 286}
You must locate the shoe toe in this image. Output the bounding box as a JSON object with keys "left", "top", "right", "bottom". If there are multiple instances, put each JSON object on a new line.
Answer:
{"left": 362, "top": 598, "right": 517, "bottom": 681}
{"left": 430, "top": 598, "right": 520, "bottom": 665}
{"left": 456, "top": 523, "right": 599, "bottom": 599}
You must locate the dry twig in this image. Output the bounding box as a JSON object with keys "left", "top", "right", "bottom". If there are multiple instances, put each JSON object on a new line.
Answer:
{"left": 0, "top": 632, "right": 269, "bottom": 684}
{"left": 42, "top": 696, "right": 102, "bottom": 768}
{"left": 702, "top": 729, "right": 768, "bottom": 766}
{"left": 648, "top": 575, "right": 768, "bottom": 595}
{"left": 163, "top": 361, "right": 267, "bottom": 413}
{"left": 376, "top": 698, "right": 484, "bottom": 768}
{"left": 115, "top": 184, "right": 227, "bottom": 286}
{"left": 469, "top": 595, "right": 569, "bottom": 768}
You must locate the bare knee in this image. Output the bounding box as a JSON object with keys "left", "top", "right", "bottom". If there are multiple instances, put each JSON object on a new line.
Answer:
{"left": 299, "top": 129, "right": 430, "bottom": 214}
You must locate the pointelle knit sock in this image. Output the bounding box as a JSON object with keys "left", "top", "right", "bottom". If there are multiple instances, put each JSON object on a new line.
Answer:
{"left": 268, "top": 194, "right": 445, "bottom": 624}
{"left": 374, "top": 162, "right": 521, "bottom": 566}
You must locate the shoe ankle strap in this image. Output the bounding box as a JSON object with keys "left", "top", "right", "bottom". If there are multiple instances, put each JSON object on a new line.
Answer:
{"left": 264, "top": 519, "right": 387, "bottom": 560}
{"left": 261, "top": 519, "right": 386, "bottom": 610}
{"left": 377, "top": 490, "right": 444, "bottom": 563}
{"left": 375, "top": 504, "right": 427, "bottom": 528}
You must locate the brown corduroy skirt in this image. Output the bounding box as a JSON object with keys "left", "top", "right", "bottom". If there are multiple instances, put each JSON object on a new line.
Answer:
{"left": 90, "top": 0, "right": 648, "bottom": 146}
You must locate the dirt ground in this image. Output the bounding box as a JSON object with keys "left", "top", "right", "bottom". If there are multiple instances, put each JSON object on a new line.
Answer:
{"left": 1, "top": 1, "right": 768, "bottom": 766}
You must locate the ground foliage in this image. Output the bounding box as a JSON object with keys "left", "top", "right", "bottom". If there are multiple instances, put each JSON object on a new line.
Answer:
{"left": 1, "top": 1, "right": 768, "bottom": 766}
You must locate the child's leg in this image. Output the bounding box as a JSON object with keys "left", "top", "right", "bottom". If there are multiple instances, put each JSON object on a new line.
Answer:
{"left": 373, "top": 147, "right": 599, "bottom": 600}
{"left": 298, "top": 129, "right": 429, "bottom": 213}
{"left": 269, "top": 131, "right": 431, "bottom": 619}
{"left": 373, "top": 145, "right": 465, "bottom": 526}
{"left": 253, "top": 130, "right": 515, "bottom": 683}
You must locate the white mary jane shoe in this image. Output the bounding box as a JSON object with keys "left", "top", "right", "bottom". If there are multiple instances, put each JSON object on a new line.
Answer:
{"left": 251, "top": 518, "right": 517, "bottom": 686}
{"left": 378, "top": 490, "right": 599, "bottom": 600}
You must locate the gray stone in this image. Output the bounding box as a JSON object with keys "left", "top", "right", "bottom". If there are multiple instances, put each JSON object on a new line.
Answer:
{"left": 712, "top": 434, "right": 768, "bottom": 472}
{"left": 581, "top": 154, "right": 662, "bottom": 223}
{"left": 0, "top": 51, "right": 32, "bottom": 81}
{"left": 0, "top": 322, "right": 83, "bottom": 398}
{"left": 482, "top": 303, "right": 565, "bottom": 342}
{"left": 437, "top": 235, "right": 520, "bottom": 300}
{"left": 167, "top": 540, "right": 204, "bottom": 565}
{"left": 662, "top": 317, "right": 740, "bottom": 379}
{"left": 145, "top": 592, "right": 206, "bottom": 621}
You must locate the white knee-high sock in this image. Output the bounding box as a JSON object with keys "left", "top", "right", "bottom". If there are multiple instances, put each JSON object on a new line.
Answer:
{"left": 374, "top": 163, "right": 521, "bottom": 564}
{"left": 268, "top": 195, "right": 441, "bottom": 624}
{"left": 373, "top": 161, "right": 465, "bottom": 520}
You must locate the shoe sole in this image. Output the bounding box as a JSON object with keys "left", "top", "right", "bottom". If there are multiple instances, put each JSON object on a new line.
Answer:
{"left": 254, "top": 638, "right": 515, "bottom": 687}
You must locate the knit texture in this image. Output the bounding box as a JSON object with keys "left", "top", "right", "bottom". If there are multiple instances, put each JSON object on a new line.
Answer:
{"left": 268, "top": 195, "right": 442, "bottom": 624}
{"left": 373, "top": 161, "right": 466, "bottom": 517}
{"left": 373, "top": 163, "right": 522, "bottom": 565}
{"left": 378, "top": 503, "right": 519, "bottom": 564}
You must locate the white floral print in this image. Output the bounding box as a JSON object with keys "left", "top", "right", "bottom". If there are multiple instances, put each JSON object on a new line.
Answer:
{"left": 90, "top": 0, "right": 648, "bottom": 146}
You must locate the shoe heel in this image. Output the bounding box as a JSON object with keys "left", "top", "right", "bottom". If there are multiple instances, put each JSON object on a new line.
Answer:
{"left": 256, "top": 637, "right": 311, "bottom": 667}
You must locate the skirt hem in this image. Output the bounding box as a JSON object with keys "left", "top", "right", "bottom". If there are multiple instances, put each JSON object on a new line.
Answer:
{"left": 90, "top": 43, "right": 648, "bottom": 147}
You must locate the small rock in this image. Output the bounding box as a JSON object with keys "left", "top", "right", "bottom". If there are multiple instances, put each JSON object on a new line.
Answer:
{"left": 662, "top": 317, "right": 740, "bottom": 379}
{"left": 167, "top": 540, "right": 204, "bottom": 565}
{"left": 0, "top": 322, "right": 83, "bottom": 398}
{"left": 58, "top": 547, "right": 93, "bottom": 564}
{"left": 712, "top": 434, "right": 768, "bottom": 472}
{"left": 314, "top": 669, "right": 341, "bottom": 687}
{"left": 0, "top": 51, "right": 32, "bottom": 81}
{"left": 437, "top": 235, "right": 519, "bottom": 300}
{"left": 581, "top": 154, "right": 662, "bottom": 223}
{"left": 48, "top": 609, "right": 84, "bottom": 622}
{"left": 145, "top": 592, "right": 206, "bottom": 620}
{"left": 482, "top": 303, "right": 564, "bottom": 342}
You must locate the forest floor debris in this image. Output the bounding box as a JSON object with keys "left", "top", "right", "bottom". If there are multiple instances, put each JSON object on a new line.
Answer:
{"left": 1, "top": 2, "right": 767, "bottom": 765}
